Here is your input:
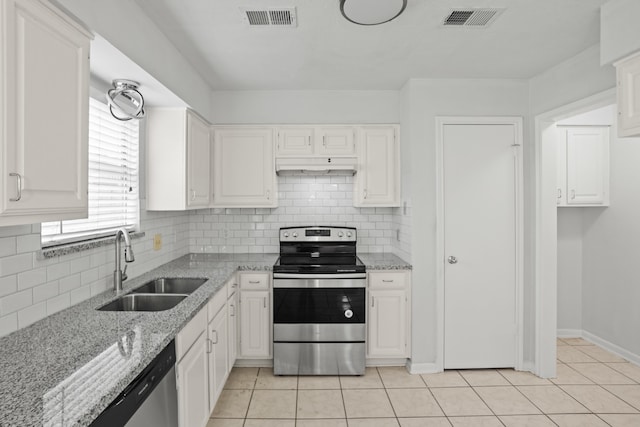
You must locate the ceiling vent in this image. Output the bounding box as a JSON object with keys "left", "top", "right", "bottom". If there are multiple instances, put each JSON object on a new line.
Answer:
{"left": 240, "top": 7, "right": 298, "bottom": 27}
{"left": 443, "top": 8, "right": 504, "bottom": 27}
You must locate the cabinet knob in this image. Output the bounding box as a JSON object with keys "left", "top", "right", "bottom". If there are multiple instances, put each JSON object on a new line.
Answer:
{"left": 448, "top": 256, "right": 458, "bottom": 264}
{"left": 570, "top": 189, "right": 576, "bottom": 200}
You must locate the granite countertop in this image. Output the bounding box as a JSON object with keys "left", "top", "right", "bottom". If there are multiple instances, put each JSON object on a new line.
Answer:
{"left": 0, "top": 251, "right": 410, "bottom": 427}
{"left": 0, "top": 253, "right": 277, "bottom": 427}
{"left": 359, "top": 253, "right": 412, "bottom": 270}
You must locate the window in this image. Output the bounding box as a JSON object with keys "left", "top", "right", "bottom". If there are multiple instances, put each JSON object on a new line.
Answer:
{"left": 42, "top": 98, "right": 140, "bottom": 246}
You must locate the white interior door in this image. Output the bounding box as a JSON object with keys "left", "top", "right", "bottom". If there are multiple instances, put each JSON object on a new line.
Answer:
{"left": 443, "top": 123, "right": 520, "bottom": 369}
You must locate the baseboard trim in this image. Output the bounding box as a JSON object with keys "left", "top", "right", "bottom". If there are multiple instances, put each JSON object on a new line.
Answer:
{"left": 557, "top": 329, "right": 583, "bottom": 338}
{"left": 407, "top": 360, "right": 440, "bottom": 374}
{"left": 234, "top": 359, "right": 273, "bottom": 368}
{"left": 366, "top": 358, "right": 407, "bottom": 367}
{"left": 582, "top": 330, "right": 640, "bottom": 366}
{"left": 557, "top": 328, "right": 640, "bottom": 366}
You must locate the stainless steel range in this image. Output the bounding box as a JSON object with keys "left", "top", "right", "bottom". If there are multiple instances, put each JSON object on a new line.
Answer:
{"left": 273, "top": 226, "right": 366, "bottom": 376}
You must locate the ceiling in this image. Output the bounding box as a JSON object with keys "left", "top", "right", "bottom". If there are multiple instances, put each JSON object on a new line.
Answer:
{"left": 133, "top": 0, "right": 607, "bottom": 90}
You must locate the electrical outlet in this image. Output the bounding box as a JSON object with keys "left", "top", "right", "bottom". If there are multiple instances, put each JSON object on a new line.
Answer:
{"left": 153, "top": 234, "right": 162, "bottom": 251}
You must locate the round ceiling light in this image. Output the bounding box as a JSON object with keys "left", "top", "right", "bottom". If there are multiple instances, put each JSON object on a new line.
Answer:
{"left": 340, "top": 0, "right": 407, "bottom": 26}
{"left": 106, "top": 79, "right": 146, "bottom": 121}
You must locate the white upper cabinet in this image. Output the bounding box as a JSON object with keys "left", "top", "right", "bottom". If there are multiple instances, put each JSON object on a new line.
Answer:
{"left": 146, "top": 108, "right": 211, "bottom": 210}
{"left": 212, "top": 127, "right": 276, "bottom": 207}
{"left": 0, "top": 0, "right": 91, "bottom": 226}
{"left": 316, "top": 126, "right": 356, "bottom": 156}
{"left": 557, "top": 126, "right": 610, "bottom": 207}
{"left": 277, "top": 127, "right": 314, "bottom": 156}
{"left": 276, "top": 126, "right": 356, "bottom": 157}
{"left": 616, "top": 53, "right": 640, "bottom": 137}
{"left": 354, "top": 126, "right": 400, "bottom": 207}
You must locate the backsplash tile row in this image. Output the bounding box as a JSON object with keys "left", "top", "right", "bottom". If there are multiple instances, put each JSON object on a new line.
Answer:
{"left": 0, "top": 201, "right": 190, "bottom": 337}
{"left": 188, "top": 175, "right": 400, "bottom": 254}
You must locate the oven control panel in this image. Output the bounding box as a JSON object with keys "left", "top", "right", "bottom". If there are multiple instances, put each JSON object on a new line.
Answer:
{"left": 280, "top": 226, "right": 356, "bottom": 242}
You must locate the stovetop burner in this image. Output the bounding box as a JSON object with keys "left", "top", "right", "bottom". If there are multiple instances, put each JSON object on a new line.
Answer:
{"left": 274, "top": 226, "right": 365, "bottom": 275}
{"left": 273, "top": 256, "right": 365, "bottom": 275}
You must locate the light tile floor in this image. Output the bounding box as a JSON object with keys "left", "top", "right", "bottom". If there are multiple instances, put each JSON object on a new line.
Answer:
{"left": 208, "top": 338, "right": 640, "bottom": 427}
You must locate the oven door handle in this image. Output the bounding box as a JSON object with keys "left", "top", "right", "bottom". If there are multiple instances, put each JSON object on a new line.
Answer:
{"left": 273, "top": 273, "right": 366, "bottom": 280}
{"left": 273, "top": 277, "right": 366, "bottom": 288}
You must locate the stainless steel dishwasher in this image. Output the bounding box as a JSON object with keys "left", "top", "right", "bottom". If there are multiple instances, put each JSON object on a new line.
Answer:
{"left": 90, "top": 340, "right": 178, "bottom": 427}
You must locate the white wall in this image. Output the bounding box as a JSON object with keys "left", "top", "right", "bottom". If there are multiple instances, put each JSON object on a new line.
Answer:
{"left": 399, "top": 78, "right": 530, "bottom": 367}
{"left": 56, "top": 0, "right": 212, "bottom": 118}
{"left": 600, "top": 0, "right": 640, "bottom": 65}
{"left": 581, "top": 126, "right": 640, "bottom": 356}
{"left": 557, "top": 209, "right": 583, "bottom": 331}
{"left": 210, "top": 90, "right": 400, "bottom": 124}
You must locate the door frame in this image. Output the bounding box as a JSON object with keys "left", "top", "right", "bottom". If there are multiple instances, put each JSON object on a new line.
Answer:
{"left": 533, "top": 88, "right": 616, "bottom": 378}
{"left": 435, "top": 116, "right": 524, "bottom": 372}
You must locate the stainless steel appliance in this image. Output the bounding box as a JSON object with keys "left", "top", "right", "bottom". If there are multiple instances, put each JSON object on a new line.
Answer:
{"left": 273, "top": 226, "right": 366, "bottom": 375}
{"left": 91, "top": 341, "right": 178, "bottom": 427}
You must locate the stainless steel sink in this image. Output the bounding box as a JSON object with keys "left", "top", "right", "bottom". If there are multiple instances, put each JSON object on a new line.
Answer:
{"left": 97, "top": 294, "right": 187, "bottom": 312}
{"left": 131, "top": 278, "right": 208, "bottom": 295}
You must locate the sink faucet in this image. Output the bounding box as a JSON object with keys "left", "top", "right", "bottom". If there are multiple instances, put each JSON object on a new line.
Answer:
{"left": 114, "top": 228, "right": 135, "bottom": 292}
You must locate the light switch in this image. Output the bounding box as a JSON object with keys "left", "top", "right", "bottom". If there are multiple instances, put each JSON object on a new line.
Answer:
{"left": 153, "top": 234, "right": 162, "bottom": 251}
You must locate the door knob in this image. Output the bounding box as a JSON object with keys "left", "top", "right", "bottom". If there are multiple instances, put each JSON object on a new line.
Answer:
{"left": 448, "top": 256, "right": 458, "bottom": 264}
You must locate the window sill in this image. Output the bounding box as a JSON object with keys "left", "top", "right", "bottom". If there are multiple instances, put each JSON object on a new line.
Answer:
{"left": 39, "top": 232, "right": 146, "bottom": 259}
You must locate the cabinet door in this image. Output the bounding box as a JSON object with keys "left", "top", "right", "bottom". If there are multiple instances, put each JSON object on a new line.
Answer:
{"left": 617, "top": 54, "right": 640, "bottom": 137}
{"left": 177, "top": 332, "right": 209, "bottom": 427}
{"left": 227, "top": 291, "right": 238, "bottom": 370}
{"left": 212, "top": 128, "right": 276, "bottom": 207}
{"left": 368, "top": 289, "right": 407, "bottom": 358}
{"left": 566, "top": 127, "right": 609, "bottom": 205}
{"left": 277, "top": 127, "right": 314, "bottom": 156}
{"left": 239, "top": 290, "right": 271, "bottom": 358}
{"left": 355, "top": 126, "right": 400, "bottom": 206}
{"left": 317, "top": 126, "right": 356, "bottom": 155}
{"left": 187, "top": 112, "right": 211, "bottom": 208}
{"left": 1, "top": 0, "right": 89, "bottom": 224}
{"left": 208, "top": 306, "right": 228, "bottom": 412}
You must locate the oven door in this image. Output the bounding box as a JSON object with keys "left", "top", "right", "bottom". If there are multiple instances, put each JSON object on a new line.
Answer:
{"left": 273, "top": 277, "right": 366, "bottom": 324}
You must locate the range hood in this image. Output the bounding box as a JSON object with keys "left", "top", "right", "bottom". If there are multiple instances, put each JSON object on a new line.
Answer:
{"left": 276, "top": 157, "right": 358, "bottom": 175}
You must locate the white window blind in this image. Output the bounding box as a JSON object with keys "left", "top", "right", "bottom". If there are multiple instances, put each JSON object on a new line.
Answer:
{"left": 42, "top": 98, "right": 140, "bottom": 246}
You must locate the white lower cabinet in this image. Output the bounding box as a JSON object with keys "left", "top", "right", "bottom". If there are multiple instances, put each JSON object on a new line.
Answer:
{"left": 176, "top": 330, "right": 209, "bottom": 427}
{"left": 238, "top": 272, "right": 271, "bottom": 359}
{"left": 367, "top": 271, "right": 411, "bottom": 359}
{"left": 208, "top": 305, "right": 229, "bottom": 411}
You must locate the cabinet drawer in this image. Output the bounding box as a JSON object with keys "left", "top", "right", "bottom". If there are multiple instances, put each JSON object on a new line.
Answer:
{"left": 176, "top": 307, "right": 207, "bottom": 361}
{"left": 369, "top": 272, "right": 406, "bottom": 290}
{"left": 208, "top": 284, "right": 228, "bottom": 319}
{"left": 240, "top": 273, "right": 269, "bottom": 290}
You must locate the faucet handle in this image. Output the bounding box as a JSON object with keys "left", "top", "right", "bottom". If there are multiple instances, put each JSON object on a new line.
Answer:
{"left": 122, "top": 265, "right": 128, "bottom": 282}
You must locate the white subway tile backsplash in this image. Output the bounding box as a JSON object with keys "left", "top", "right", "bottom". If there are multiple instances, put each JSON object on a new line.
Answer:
{"left": 46, "top": 293, "right": 70, "bottom": 316}
{"left": 0, "top": 276, "right": 17, "bottom": 298}
{"left": 0, "top": 237, "right": 16, "bottom": 258}
{"left": 16, "top": 234, "right": 41, "bottom": 254}
{"left": 59, "top": 274, "right": 81, "bottom": 293}
{"left": 0, "top": 313, "right": 17, "bottom": 336}
{"left": 0, "top": 253, "right": 33, "bottom": 277}
{"left": 46, "top": 262, "right": 70, "bottom": 281}
{"left": 0, "top": 289, "right": 33, "bottom": 316}
{"left": 17, "top": 302, "right": 46, "bottom": 329}
{"left": 17, "top": 268, "right": 47, "bottom": 290}
{"left": 33, "top": 281, "right": 59, "bottom": 304}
